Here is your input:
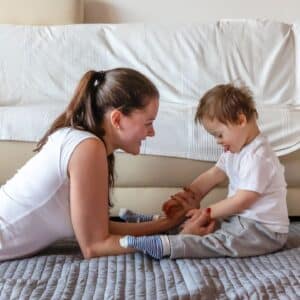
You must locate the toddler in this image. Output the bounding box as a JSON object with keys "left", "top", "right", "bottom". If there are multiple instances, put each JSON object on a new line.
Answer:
{"left": 119, "top": 83, "right": 289, "bottom": 259}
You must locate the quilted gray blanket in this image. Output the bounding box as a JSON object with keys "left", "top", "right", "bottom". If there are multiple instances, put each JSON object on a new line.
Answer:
{"left": 1, "top": 223, "right": 300, "bottom": 300}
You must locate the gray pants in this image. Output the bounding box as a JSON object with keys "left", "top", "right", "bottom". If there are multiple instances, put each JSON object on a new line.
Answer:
{"left": 168, "top": 216, "right": 288, "bottom": 259}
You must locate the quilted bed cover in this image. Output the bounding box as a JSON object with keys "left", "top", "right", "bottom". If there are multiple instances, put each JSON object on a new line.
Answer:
{"left": 0, "top": 222, "right": 299, "bottom": 300}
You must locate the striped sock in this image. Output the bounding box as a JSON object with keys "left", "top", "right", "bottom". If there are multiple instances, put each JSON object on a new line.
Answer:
{"left": 119, "top": 235, "right": 170, "bottom": 259}
{"left": 119, "top": 208, "right": 160, "bottom": 223}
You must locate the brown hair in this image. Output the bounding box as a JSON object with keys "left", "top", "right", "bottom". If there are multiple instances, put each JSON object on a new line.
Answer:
{"left": 35, "top": 68, "right": 159, "bottom": 206}
{"left": 195, "top": 83, "right": 258, "bottom": 124}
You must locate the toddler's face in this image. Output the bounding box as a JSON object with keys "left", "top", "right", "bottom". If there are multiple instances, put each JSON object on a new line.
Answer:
{"left": 202, "top": 117, "right": 247, "bottom": 153}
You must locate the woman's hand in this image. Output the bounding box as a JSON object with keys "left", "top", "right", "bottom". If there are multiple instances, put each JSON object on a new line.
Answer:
{"left": 161, "top": 196, "right": 194, "bottom": 227}
{"left": 180, "top": 208, "right": 216, "bottom": 235}
{"left": 163, "top": 187, "right": 200, "bottom": 214}
{"left": 162, "top": 196, "right": 193, "bottom": 218}
{"left": 162, "top": 186, "right": 199, "bottom": 218}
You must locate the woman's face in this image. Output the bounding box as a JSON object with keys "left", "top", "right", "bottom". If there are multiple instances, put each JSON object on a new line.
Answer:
{"left": 118, "top": 98, "right": 159, "bottom": 155}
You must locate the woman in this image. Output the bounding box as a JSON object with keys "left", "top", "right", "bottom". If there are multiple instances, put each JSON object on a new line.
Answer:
{"left": 0, "top": 68, "right": 191, "bottom": 261}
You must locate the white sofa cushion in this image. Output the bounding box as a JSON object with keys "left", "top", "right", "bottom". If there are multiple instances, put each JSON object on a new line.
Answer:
{"left": 0, "top": 21, "right": 297, "bottom": 106}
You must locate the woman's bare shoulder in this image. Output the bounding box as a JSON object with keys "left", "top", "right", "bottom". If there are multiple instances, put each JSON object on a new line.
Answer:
{"left": 68, "top": 137, "right": 108, "bottom": 175}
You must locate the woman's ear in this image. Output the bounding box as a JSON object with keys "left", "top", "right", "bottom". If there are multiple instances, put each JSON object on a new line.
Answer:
{"left": 110, "top": 109, "right": 122, "bottom": 129}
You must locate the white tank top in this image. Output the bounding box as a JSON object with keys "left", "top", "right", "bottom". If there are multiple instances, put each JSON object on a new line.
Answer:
{"left": 0, "top": 127, "right": 98, "bottom": 261}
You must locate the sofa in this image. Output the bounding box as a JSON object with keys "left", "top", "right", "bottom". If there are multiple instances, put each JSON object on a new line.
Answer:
{"left": 0, "top": 1, "right": 300, "bottom": 299}
{"left": 1, "top": 21, "right": 300, "bottom": 217}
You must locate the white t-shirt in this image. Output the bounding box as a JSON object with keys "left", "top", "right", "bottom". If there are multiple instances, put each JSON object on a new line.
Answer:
{"left": 0, "top": 128, "right": 99, "bottom": 261}
{"left": 216, "top": 134, "right": 289, "bottom": 233}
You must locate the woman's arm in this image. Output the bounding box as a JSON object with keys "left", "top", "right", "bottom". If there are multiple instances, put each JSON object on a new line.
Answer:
{"left": 109, "top": 214, "right": 182, "bottom": 236}
{"left": 109, "top": 220, "right": 166, "bottom": 236}
{"left": 68, "top": 138, "right": 129, "bottom": 258}
{"left": 68, "top": 138, "right": 184, "bottom": 259}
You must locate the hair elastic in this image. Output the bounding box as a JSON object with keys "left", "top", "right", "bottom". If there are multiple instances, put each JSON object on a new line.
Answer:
{"left": 93, "top": 70, "right": 106, "bottom": 87}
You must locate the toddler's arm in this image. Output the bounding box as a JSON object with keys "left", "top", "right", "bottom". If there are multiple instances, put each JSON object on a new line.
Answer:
{"left": 210, "top": 189, "right": 260, "bottom": 219}
{"left": 162, "top": 166, "right": 226, "bottom": 218}
{"left": 188, "top": 166, "right": 227, "bottom": 205}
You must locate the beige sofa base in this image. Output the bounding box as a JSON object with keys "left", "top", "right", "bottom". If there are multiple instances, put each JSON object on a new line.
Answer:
{"left": 111, "top": 187, "right": 300, "bottom": 217}
{"left": 1, "top": 141, "right": 300, "bottom": 216}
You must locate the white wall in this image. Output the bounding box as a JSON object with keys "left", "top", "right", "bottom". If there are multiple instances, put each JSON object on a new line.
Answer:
{"left": 84, "top": 0, "right": 300, "bottom": 23}
{"left": 0, "top": 0, "right": 83, "bottom": 24}
{"left": 1, "top": 0, "right": 299, "bottom": 24}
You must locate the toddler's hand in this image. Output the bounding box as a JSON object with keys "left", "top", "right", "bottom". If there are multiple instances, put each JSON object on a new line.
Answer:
{"left": 180, "top": 208, "right": 215, "bottom": 235}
